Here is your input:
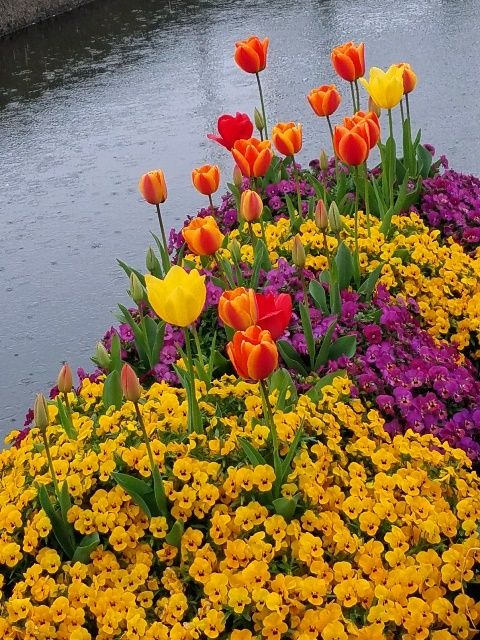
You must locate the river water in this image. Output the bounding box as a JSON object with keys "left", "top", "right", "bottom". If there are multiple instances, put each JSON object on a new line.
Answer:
{"left": 0, "top": 0, "right": 479, "bottom": 435}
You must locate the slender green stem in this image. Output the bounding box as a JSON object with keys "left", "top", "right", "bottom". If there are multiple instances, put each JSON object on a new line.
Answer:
{"left": 387, "top": 109, "right": 395, "bottom": 209}
{"left": 155, "top": 203, "right": 169, "bottom": 261}
{"left": 400, "top": 99, "right": 405, "bottom": 123}
{"left": 134, "top": 402, "right": 156, "bottom": 473}
{"left": 326, "top": 115, "right": 339, "bottom": 184}
{"left": 354, "top": 80, "right": 361, "bottom": 111}
{"left": 63, "top": 391, "right": 72, "bottom": 420}
{"left": 208, "top": 194, "right": 214, "bottom": 215}
{"left": 363, "top": 162, "right": 371, "bottom": 237}
{"left": 292, "top": 155, "right": 303, "bottom": 218}
{"left": 255, "top": 72, "right": 269, "bottom": 139}
{"left": 322, "top": 230, "right": 332, "bottom": 269}
{"left": 182, "top": 327, "right": 201, "bottom": 434}
{"left": 41, "top": 431, "right": 61, "bottom": 500}
{"left": 259, "top": 379, "right": 280, "bottom": 472}
{"left": 349, "top": 82, "right": 356, "bottom": 113}
{"left": 299, "top": 268, "right": 309, "bottom": 306}
{"left": 405, "top": 93, "right": 411, "bottom": 122}
{"left": 353, "top": 166, "right": 361, "bottom": 280}
{"left": 259, "top": 217, "right": 268, "bottom": 247}
{"left": 214, "top": 252, "right": 231, "bottom": 287}
{"left": 248, "top": 222, "right": 257, "bottom": 247}
{"left": 190, "top": 324, "right": 209, "bottom": 387}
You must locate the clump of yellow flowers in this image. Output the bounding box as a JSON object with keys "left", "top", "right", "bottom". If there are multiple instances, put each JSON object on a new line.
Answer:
{"left": 1, "top": 373, "right": 479, "bottom": 639}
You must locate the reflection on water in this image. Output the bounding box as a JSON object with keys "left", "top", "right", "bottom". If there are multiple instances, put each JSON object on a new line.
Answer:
{"left": 0, "top": 0, "right": 479, "bottom": 433}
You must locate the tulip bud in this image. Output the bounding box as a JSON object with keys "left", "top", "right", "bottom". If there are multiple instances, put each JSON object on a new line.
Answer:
{"left": 121, "top": 363, "right": 142, "bottom": 403}
{"left": 319, "top": 149, "right": 329, "bottom": 171}
{"left": 232, "top": 165, "right": 243, "bottom": 188}
{"left": 34, "top": 393, "right": 50, "bottom": 433}
{"left": 254, "top": 107, "right": 265, "bottom": 133}
{"left": 57, "top": 363, "right": 73, "bottom": 394}
{"left": 240, "top": 189, "right": 263, "bottom": 223}
{"left": 228, "top": 238, "right": 241, "bottom": 263}
{"left": 368, "top": 96, "right": 381, "bottom": 118}
{"left": 292, "top": 235, "right": 306, "bottom": 268}
{"left": 328, "top": 201, "right": 342, "bottom": 233}
{"left": 93, "top": 342, "right": 111, "bottom": 370}
{"left": 146, "top": 247, "right": 161, "bottom": 274}
{"left": 315, "top": 200, "right": 328, "bottom": 231}
{"left": 129, "top": 273, "right": 145, "bottom": 304}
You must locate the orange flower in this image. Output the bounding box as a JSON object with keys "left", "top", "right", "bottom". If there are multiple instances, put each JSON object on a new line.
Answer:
{"left": 272, "top": 122, "right": 303, "bottom": 156}
{"left": 192, "top": 164, "right": 220, "bottom": 196}
{"left": 240, "top": 189, "right": 263, "bottom": 223}
{"left": 395, "top": 62, "right": 417, "bottom": 94}
{"left": 182, "top": 215, "right": 224, "bottom": 256}
{"left": 343, "top": 111, "right": 381, "bottom": 149}
{"left": 138, "top": 170, "right": 167, "bottom": 205}
{"left": 333, "top": 125, "right": 369, "bottom": 166}
{"left": 331, "top": 41, "right": 365, "bottom": 82}
{"left": 231, "top": 138, "right": 273, "bottom": 178}
{"left": 121, "top": 363, "right": 141, "bottom": 403}
{"left": 227, "top": 325, "right": 278, "bottom": 381}
{"left": 307, "top": 85, "right": 341, "bottom": 117}
{"left": 218, "top": 288, "right": 258, "bottom": 331}
{"left": 234, "top": 36, "right": 269, "bottom": 74}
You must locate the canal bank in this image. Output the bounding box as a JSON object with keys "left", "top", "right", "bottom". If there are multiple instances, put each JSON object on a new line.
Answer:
{"left": 0, "top": 0, "right": 96, "bottom": 37}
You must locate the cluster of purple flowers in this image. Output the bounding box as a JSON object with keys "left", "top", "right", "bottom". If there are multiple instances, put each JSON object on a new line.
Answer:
{"left": 415, "top": 169, "right": 480, "bottom": 251}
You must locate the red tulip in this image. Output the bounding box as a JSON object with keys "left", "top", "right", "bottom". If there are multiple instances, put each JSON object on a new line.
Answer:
{"left": 207, "top": 112, "right": 254, "bottom": 151}
{"left": 256, "top": 292, "right": 292, "bottom": 340}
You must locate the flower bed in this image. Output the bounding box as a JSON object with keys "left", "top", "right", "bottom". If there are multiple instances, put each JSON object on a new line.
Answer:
{"left": 3, "top": 34, "right": 480, "bottom": 640}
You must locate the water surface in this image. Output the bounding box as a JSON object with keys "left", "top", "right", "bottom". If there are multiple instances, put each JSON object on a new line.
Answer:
{"left": 1, "top": 0, "right": 479, "bottom": 434}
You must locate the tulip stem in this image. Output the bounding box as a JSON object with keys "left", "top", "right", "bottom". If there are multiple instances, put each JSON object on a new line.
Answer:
{"left": 292, "top": 155, "right": 303, "bottom": 220}
{"left": 363, "top": 162, "right": 371, "bottom": 238}
{"left": 208, "top": 194, "right": 215, "bottom": 215}
{"left": 349, "top": 82, "right": 357, "bottom": 113}
{"left": 134, "top": 401, "right": 157, "bottom": 474}
{"left": 190, "top": 324, "right": 209, "bottom": 387}
{"left": 41, "top": 430, "right": 61, "bottom": 501}
{"left": 387, "top": 109, "right": 395, "bottom": 209}
{"left": 353, "top": 166, "right": 361, "bottom": 284}
{"left": 63, "top": 391, "right": 72, "bottom": 420}
{"left": 298, "top": 268, "right": 309, "bottom": 306}
{"left": 155, "top": 204, "right": 170, "bottom": 269}
{"left": 400, "top": 99, "right": 405, "bottom": 124}
{"left": 326, "top": 116, "right": 339, "bottom": 184}
{"left": 255, "top": 72, "right": 269, "bottom": 139}
{"left": 322, "top": 230, "right": 332, "bottom": 270}
{"left": 354, "top": 80, "right": 361, "bottom": 112}
{"left": 259, "top": 379, "right": 280, "bottom": 476}
{"left": 248, "top": 222, "right": 257, "bottom": 247}
{"left": 259, "top": 217, "right": 268, "bottom": 247}
{"left": 182, "top": 328, "right": 202, "bottom": 434}
{"left": 405, "top": 93, "right": 411, "bottom": 122}
{"left": 214, "top": 252, "right": 231, "bottom": 288}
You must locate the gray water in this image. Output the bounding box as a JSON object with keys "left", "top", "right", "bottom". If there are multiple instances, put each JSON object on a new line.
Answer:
{"left": 1, "top": 0, "right": 479, "bottom": 435}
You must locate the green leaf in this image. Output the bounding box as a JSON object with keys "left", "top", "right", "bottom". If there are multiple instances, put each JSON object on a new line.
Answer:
{"left": 152, "top": 465, "right": 168, "bottom": 517}
{"left": 276, "top": 423, "right": 304, "bottom": 490}
{"left": 299, "top": 303, "right": 315, "bottom": 371}
{"left": 306, "top": 370, "right": 347, "bottom": 403}
{"left": 269, "top": 369, "right": 297, "bottom": 411}
{"left": 238, "top": 437, "right": 267, "bottom": 467}
{"left": 277, "top": 341, "right": 308, "bottom": 376}
{"left": 272, "top": 496, "right": 299, "bottom": 520}
{"left": 58, "top": 480, "right": 72, "bottom": 522}
{"left": 149, "top": 321, "right": 166, "bottom": 369}
{"left": 72, "top": 533, "right": 100, "bottom": 564}
{"left": 309, "top": 280, "right": 328, "bottom": 314}
{"left": 117, "top": 260, "right": 146, "bottom": 286}
{"left": 371, "top": 175, "right": 387, "bottom": 219}
{"left": 327, "top": 335, "right": 357, "bottom": 361}
{"left": 250, "top": 240, "right": 269, "bottom": 289}
{"left": 358, "top": 263, "right": 384, "bottom": 301}
{"left": 335, "top": 242, "right": 354, "bottom": 290}
{"left": 102, "top": 370, "right": 123, "bottom": 411}
{"left": 165, "top": 520, "right": 184, "bottom": 548}
{"left": 37, "top": 485, "right": 75, "bottom": 558}
{"left": 417, "top": 144, "right": 433, "bottom": 179}
{"left": 56, "top": 397, "right": 77, "bottom": 440}
{"left": 330, "top": 281, "right": 342, "bottom": 316}
{"left": 112, "top": 472, "right": 155, "bottom": 518}
{"left": 110, "top": 333, "right": 122, "bottom": 375}
{"left": 314, "top": 319, "right": 337, "bottom": 369}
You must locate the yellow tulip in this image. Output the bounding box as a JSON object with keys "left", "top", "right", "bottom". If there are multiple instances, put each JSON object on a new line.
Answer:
{"left": 360, "top": 66, "right": 404, "bottom": 110}
{"left": 145, "top": 266, "right": 206, "bottom": 327}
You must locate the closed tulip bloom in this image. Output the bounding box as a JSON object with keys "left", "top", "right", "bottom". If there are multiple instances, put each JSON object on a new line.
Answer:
{"left": 34, "top": 393, "right": 50, "bottom": 432}
{"left": 331, "top": 41, "right": 365, "bottom": 82}
{"left": 145, "top": 266, "right": 206, "bottom": 327}
{"left": 292, "top": 234, "right": 306, "bottom": 268}
{"left": 333, "top": 125, "right": 369, "bottom": 166}
{"left": 315, "top": 199, "right": 328, "bottom": 230}
{"left": 231, "top": 138, "right": 273, "bottom": 178}
{"left": 218, "top": 287, "right": 258, "bottom": 331}
{"left": 207, "top": 113, "right": 254, "bottom": 150}
{"left": 138, "top": 170, "right": 168, "bottom": 205}
{"left": 395, "top": 62, "right": 417, "bottom": 94}
{"left": 307, "top": 85, "right": 341, "bottom": 117}
{"left": 360, "top": 66, "right": 404, "bottom": 110}
{"left": 234, "top": 36, "right": 269, "bottom": 74}
{"left": 57, "top": 363, "right": 73, "bottom": 394}
{"left": 227, "top": 325, "right": 278, "bottom": 381}
{"left": 192, "top": 164, "right": 220, "bottom": 196}
{"left": 182, "top": 215, "right": 224, "bottom": 256}
{"left": 240, "top": 189, "right": 263, "bottom": 222}
{"left": 344, "top": 111, "right": 381, "bottom": 149}
{"left": 255, "top": 292, "right": 292, "bottom": 340}
{"left": 121, "top": 363, "right": 142, "bottom": 403}
{"left": 272, "top": 122, "right": 303, "bottom": 156}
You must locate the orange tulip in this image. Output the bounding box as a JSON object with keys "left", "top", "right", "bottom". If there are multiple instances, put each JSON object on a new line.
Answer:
{"left": 307, "top": 85, "right": 341, "bottom": 117}
{"left": 138, "top": 170, "right": 167, "bottom": 205}
{"left": 395, "top": 63, "right": 417, "bottom": 94}
{"left": 121, "top": 363, "right": 142, "bottom": 403}
{"left": 218, "top": 287, "right": 258, "bottom": 331}
{"left": 331, "top": 41, "right": 365, "bottom": 82}
{"left": 272, "top": 122, "right": 303, "bottom": 157}
{"left": 234, "top": 36, "right": 269, "bottom": 74}
{"left": 227, "top": 325, "right": 278, "bottom": 381}
{"left": 192, "top": 164, "right": 220, "bottom": 196}
{"left": 344, "top": 111, "right": 381, "bottom": 149}
{"left": 57, "top": 363, "right": 73, "bottom": 393}
{"left": 182, "top": 215, "right": 224, "bottom": 256}
{"left": 333, "top": 125, "right": 369, "bottom": 166}
{"left": 240, "top": 189, "right": 263, "bottom": 222}
{"left": 231, "top": 138, "right": 273, "bottom": 178}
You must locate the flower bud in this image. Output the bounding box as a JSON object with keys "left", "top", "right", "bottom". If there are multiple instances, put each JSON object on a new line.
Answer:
{"left": 292, "top": 235, "right": 306, "bottom": 268}
{"left": 34, "top": 393, "right": 50, "bottom": 433}
{"left": 57, "top": 363, "right": 73, "bottom": 394}
{"left": 121, "top": 363, "right": 142, "bottom": 403}
{"left": 315, "top": 200, "right": 328, "bottom": 231}
{"left": 146, "top": 247, "right": 161, "bottom": 274}
{"left": 368, "top": 96, "right": 381, "bottom": 118}
{"left": 228, "top": 238, "right": 241, "bottom": 263}
{"left": 319, "top": 149, "right": 329, "bottom": 171}
{"left": 93, "top": 342, "right": 111, "bottom": 370}
{"left": 328, "top": 201, "right": 342, "bottom": 233}
{"left": 129, "top": 273, "right": 145, "bottom": 304}
{"left": 232, "top": 165, "right": 243, "bottom": 188}
{"left": 254, "top": 107, "right": 265, "bottom": 132}
{"left": 240, "top": 189, "right": 263, "bottom": 223}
